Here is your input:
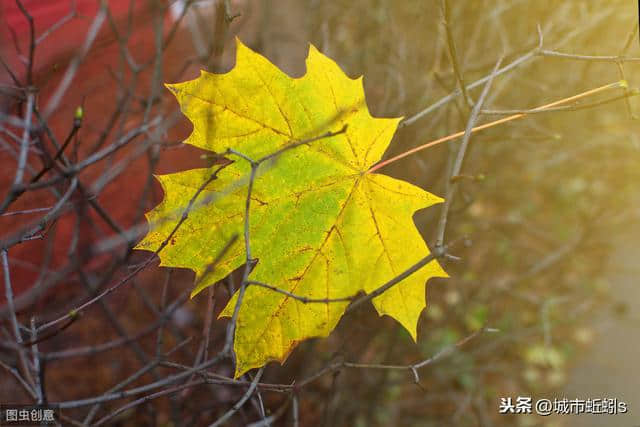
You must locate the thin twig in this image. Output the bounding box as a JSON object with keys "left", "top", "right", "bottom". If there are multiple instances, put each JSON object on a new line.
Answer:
{"left": 2, "top": 249, "right": 36, "bottom": 391}
{"left": 220, "top": 126, "right": 349, "bottom": 358}
{"left": 209, "top": 368, "right": 264, "bottom": 427}
{"left": 2, "top": 250, "right": 23, "bottom": 346}
{"left": 369, "top": 80, "right": 625, "bottom": 173}
{"left": 29, "top": 317, "right": 45, "bottom": 404}
{"left": 435, "top": 57, "right": 503, "bottom": 247}
{"left": 83, "top": 337, "right": 192, "bottom": 425}
{"left": 0, "top": 358, "right": 36, "bottom": 399}
{"left": 539, "top": 49, "right": 640, "bottom": 62}
{"left": 43, "top": 3, "right": 108, "bottom": 117}
{"left": 347, "top": 248, "right": 440, "bottom": 314}
{"left": 56, "top": 354, "right": 225, "bottom": 409}
{"left": 93, "top": 381, "right": 206, "bottom": 427}
{"left": 400, "top": 28, "right": 543, "bottom": 128}
{"left": 44, "top": 291, "right": 190, "bottom": 361}
{"left": 35, "top": 159, "right": 227, "bottom": 333}
{"left": 14, "top": 0, "right": 35, "bottom": 85}
{"left": 0, "top": 92, "right": 34, "bottom": 215}
{"left": 247, "top": 280, "right": 354, "bottom": 304}
{"left": 441, "top": 0, "right": 472, "bottom": 108}
{"left": 35, "top": 1, "right": 78, "bottom": 45}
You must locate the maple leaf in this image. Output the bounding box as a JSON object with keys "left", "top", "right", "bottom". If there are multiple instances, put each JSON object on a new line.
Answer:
{"left": 136, "top": 38, "right": 448, "bottom": 377}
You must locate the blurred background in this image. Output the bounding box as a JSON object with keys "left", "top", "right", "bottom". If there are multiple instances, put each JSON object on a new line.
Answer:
{"left": 1, "top": 0, "right": 639, "bottom": 426}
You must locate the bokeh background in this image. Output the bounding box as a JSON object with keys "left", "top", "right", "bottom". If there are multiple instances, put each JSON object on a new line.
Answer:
{"left": 1, "top": 0, "right": 639, "bottom": 426}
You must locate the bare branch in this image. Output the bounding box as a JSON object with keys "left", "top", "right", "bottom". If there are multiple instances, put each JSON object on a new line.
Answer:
{"left": 435, "top": 56, "right": 503, "bottom": 247}
{"left": 209, "top": 368, "right": 264, "bottom": 427}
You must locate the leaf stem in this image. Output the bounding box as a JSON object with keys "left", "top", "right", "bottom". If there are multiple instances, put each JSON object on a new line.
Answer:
{"left": 367, "top": 80, "right": 626, "bottom": 173}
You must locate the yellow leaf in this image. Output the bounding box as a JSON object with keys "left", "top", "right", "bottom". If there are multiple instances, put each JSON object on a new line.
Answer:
{"left": 136, "top": 38, "right": 447, "bottom": 377}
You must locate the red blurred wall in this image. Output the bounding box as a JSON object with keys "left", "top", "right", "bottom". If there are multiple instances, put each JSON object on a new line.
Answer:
{"left": 0, "top": 0, "right": 206, "bottom": 299}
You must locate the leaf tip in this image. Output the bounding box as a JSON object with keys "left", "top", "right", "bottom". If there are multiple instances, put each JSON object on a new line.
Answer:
{"left": 164, "top": 82, "right": 179, "bottom": 96}
{"left": 397, "top": 317, "right": 419, "bottom": 343}
{"left": 408, "top": 328, "right": 418, "bottom": 343}
{"left": 233, "top": 363, "right": 249, "bottom": 379}
{"left": 190, "top": 281, "right": 210, "bottom": 299}
{"left": 307, "top": 42, "right": 320, "bottom": 56}
{"left": 304, "top": 43, "right": 320, "bottom": 67}
{"left": 234, "top": 36, "right": 251, "bottom": 57}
